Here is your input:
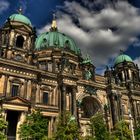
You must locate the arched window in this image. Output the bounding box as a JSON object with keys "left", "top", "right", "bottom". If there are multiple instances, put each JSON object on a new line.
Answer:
{"left": 16, "top": 35, "right": 24, "bottom": 48}
{"left": 118, "top": 73, "right": 123, "bottom": 82}
{"left": 81, "top": 96, "right": 101, "bottom": 118}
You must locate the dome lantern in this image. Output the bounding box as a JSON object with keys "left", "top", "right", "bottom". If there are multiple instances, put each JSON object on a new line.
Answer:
{"left": 50, "top": 14, "right": 57, "bottom": 31}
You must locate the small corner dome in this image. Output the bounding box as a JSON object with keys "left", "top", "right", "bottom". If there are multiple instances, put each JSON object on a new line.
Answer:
{"left": 9, "top": 13, "right": 32, "bottom": 26}
{"left": 114, "top": 54, "right": 133, "bottom": 65}
{"left": 35, "top": 31, "right": 81, "bottom": 55}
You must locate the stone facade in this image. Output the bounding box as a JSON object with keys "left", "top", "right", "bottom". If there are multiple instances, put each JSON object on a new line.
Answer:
{"left": 0, "top": 12, "right": 140, "bottom": 140}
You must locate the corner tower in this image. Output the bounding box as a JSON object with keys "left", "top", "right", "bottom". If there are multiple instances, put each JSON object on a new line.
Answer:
{"left": 114, "top": 52, "right": 139, "bottom": 87}
{"left": 0, "top": 8, "right": 36, "bottom": 64}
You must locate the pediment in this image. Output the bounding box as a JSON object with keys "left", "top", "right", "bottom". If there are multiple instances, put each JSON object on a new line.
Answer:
{"left": 4, "top": 96, "right": 31, "bottom": 106}
{"left": 19, "top": 25, "right": 32, "bottom": 32}
{"left": 12, "top": 24, "right": 32, "bottom": 33}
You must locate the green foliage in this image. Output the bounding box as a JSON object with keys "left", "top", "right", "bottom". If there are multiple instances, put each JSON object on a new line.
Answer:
{"left": 18, "top": 109, "right": 48, "bottom": 140}
{"left": 135, "top": 119, "right": 140, "bottom": 139}
{"left": 112, "top": 120, "right": 132, "bottom": 140}
{"left": 87, "top": 113, "right": 132, "bottom": 140}
{"left": 0, "top": 110, "right": 7, "bottom": 140}
{"left": 89, "top": 112, "right": 110, "bottom": 140}
{"left": 54, "top": 111, "right": 81, "bottom": 140}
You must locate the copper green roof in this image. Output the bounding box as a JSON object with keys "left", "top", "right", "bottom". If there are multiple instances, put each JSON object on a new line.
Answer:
{"left": 114, "top": 54, "right": 133, "bottom": 65}
{"left": 9, "top": 14, "right": 32, "bottom": 26}
{"left": 35, "top": 31, "right": 81, "bottom": 55}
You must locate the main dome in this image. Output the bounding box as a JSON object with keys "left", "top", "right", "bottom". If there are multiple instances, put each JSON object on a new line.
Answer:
{"left": 9, "top": 14, "right": 32, "bottom": 26}
{"left": 35, "top": 31, "right": 81, "bottom": 55}
{"left": 114, "top": 54, "right": 133, "bottom": 65}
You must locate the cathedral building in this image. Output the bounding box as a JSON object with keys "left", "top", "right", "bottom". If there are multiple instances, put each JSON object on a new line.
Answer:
{"left": 0, "top": 10, "right": 140, "bottom": 140}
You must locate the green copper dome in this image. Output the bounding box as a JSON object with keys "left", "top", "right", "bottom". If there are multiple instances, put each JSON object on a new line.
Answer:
{"left": 114, "top": 54, "right": 133, "bottom": 65}
{"left": 9, "top": 14, "right": 32, "bottom": 26}
{"left": 35, "top": 31, "right": 81, "bottom": 55}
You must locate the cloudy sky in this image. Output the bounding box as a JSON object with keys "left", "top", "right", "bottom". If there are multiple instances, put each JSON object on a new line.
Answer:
{"left": 0, "top": 0, "right": 140, "bottom": 74}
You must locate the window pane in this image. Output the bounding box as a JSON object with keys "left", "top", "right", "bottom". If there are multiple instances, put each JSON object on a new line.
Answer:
{"left": 16, "top": 35, "right": 24, "bottom": 48}
{"left": 40, "top": 61, "right": 46, "bottom": 70}
{"left": 43, "top": 92, "right": 48, "bottom": 104}
{"left": 12, "top": 85, "right": 19, "bottom": 97}
{"left": 48, "top": 62, "right": 52, "bottom": 72}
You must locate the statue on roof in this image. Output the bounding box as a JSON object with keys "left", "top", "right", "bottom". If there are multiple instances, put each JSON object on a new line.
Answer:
{"left": 84, "top": 69, "right": 92, "bottom": 80}
{"left": 82, "top": 54, "right": 92, "bottom": 64}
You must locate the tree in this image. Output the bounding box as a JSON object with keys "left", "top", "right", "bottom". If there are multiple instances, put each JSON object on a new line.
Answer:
{"left": 54, "top": 111, "right": 81, "bottom": 140}
{"left": 89, "top": 112, "right": 110, "bottom": 140}
{"left": 112, "top": 120, "right": 132, "bottom": 140}
{"left": 135, "top": 119, "right": 140, "bottom": 139}
{"left": 18, "top": 109, "right": 48, "bottom": 140}
{"left": 0, "top": 110, "right": 7, "bottom": 140}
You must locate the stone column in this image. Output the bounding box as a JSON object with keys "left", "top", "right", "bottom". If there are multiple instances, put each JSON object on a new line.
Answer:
{"left": 27, "top": 80, "right": 32, "bottom": 100}
{"left": 53, "top": 88, "right": 56, "bottom": 106}
{"left": 50, "top": 117, "right": 54, "bottom": 137}
{"left": 122, "top": 71, "right": 125, "bottom": 82}
{"left": 27, "top": 54, "right": 32, "bottom": 64}
{"left": 36, "top": 84, "right": 41, "bottom": 103}
{"left": 72, "top": 86, "right": 77, "bottom": 118}
{"left": 128, "top": 69, "right": 132, "bottom": 80}
{"left": 133, "top": 100, "right": 138, "bottom": 126}
{"left": 52, "top": 87, "right": 58, "bottom": 106}
{"left": 117, "top": 94, "right": 122, "bottom": 121}
{"left": 16, "top": 112, "right": 26, "bottom": 140}
{"left": 66, "top": 94, "right": 70, "bottom": 110}
{"left": 136, "top": 101, "right": 140, "bottom": 117}
{"left": 3, "top": 74, "right": 8, "bottom": 96}
{"left": 48, "top": 118, "right": 51, "bottom": 138}
{"left": 129, "top": 96, "right": 137, "bottom": 128}
{"left": 24, "top": 79, "right": 27, "bottom": 99}
{"left": 110, "top": 93, "right": 118, "bottom": 126}
{"left": 133, "top": 101, "right": 137, "bottom": 117}
{"left": 0, "top": 75, "right": 5, "bottom": 95}
{"left": 9, "top": 30, "right": 14, "bottom": 46}
{"left": 61, "top": 85, "right": 66, "bottom": 112}
{"left": 7, "top": 48, "right": 12, "bottom": 59}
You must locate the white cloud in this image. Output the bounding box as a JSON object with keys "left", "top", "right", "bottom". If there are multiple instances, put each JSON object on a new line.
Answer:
{"left": 134, "top": 57, "right": 140, "bottom": 68}
{"left": 38, "top": 0, "right": 140, "bottom": 70}
{"left": 0, "top": 0, "right": 9, "bottom": 14}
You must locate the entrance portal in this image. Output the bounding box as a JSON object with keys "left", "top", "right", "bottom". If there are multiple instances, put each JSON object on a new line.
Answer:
{"left": 6, "top": 110, "right": 21, "bottom": 140}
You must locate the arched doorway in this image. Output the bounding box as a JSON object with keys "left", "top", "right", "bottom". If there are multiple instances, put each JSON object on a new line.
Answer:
{"left": 81, "top": 96, "right": 101, "bottom": 118}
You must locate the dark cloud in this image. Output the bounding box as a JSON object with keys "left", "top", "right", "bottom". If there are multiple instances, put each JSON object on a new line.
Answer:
{"left": 38, "top": 0, "right": 140, "bottom": 73}
{"left": 0, "top": 0, "right": 9, "bottom": 14}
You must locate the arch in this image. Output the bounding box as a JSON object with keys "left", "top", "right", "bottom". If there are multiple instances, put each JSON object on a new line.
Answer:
{"left": 77, "top": 92, "right": 103, "bottom": 107}
{"left": 16, "top": 35, "right": 24, "bottom": 48}
{"left": 77, "top": 93, "right": 103, "bottom": 118}
{"left": 81, "top": 96, "right": 102, "bottom": 118}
